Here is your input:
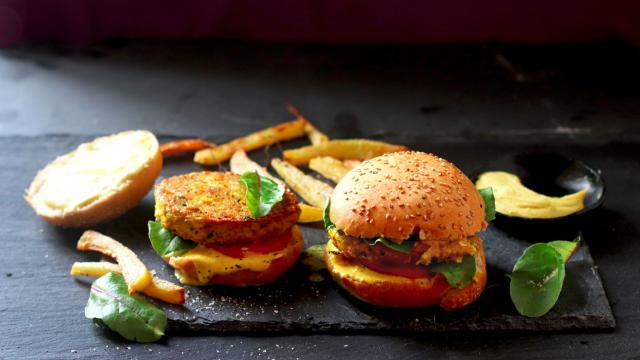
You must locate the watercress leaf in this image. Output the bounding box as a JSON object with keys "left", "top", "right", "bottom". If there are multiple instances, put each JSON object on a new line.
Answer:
{"left": 239, "top": 171, "right": 285, "bottom": 218}
{"left": 148, "top": 221, "right": 196, "bottom": 257}
{"left": 478, "top": 187, "right": 496, "bottom": 221}
{"left": 429, "top": 255, "right": 476, "bottom": 289}
{"left": 369, "top": 238, "right": 415, "bottom": 254}
{"left": 85, "top": 272, "right": 166, "bottom": 343}
{"left": 323, "top": 198, "right": 335, "bottom": 230}
{"left": 548, "top": 237, "right": 580, "bottom": 263}
{"left": 509, "top": 243, "right": 565, "bottom": 317}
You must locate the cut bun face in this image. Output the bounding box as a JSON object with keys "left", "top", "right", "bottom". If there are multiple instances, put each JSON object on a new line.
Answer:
{"left": 330, "top": 151, "right": 486, "bottom": 241}
{"left": 25, "top": 130, "right": 162, "bottom": 227}
{"left": 325, "top": 236, "right": 487, "bottom": 309}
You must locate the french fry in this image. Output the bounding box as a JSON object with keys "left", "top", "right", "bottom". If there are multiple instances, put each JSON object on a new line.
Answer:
{"left": 309, "top": 157, "right": 351, "bottom": 183}
{"left": 70, "top": 261, "right": 120, "bottom": 277}
{"left": 271, "top": 159, "right": 333, "bottom": 208}
{"left": 70, "top": 261, "right": 185, "bottom": 305}
{"left": 282, "top": 139, "right": 408, "bottom": 165}
{"left": 160, "top": 139, "right": 214, "bottom": 156}
{"left": 230, "top": 150, "right": 285, "bottom": 186}
{"left": 194, "top": 119, "right": 307, "bottom": 165}
{"left": 305, "top": 122, "right": 329, "bottom": 145}
{"left": 287, "top": 105, "right": 329, "bottom": 145}
{"left": 298, "top": 203, "right": 324, "bottom": 223}
{"left": 138, "top": 277, "right": 186, "bottom": 305}
{"left": 342, "top": 159, "right": 362, "bottom": 169}
{"left": 76, "top": 230, "right": 151, "bottom": 294}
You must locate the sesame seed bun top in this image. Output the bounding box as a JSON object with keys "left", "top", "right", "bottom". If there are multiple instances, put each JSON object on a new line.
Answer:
{"left": 330, "top": 151, "right": 487, "bottom": 241}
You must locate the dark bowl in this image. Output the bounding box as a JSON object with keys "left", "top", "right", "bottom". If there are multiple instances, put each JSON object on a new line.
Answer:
{"left": 512, "top": 153, "right": 605, "bottom": 217}
{"left": 473, "top": 153, "right": 605, "bottom": 240}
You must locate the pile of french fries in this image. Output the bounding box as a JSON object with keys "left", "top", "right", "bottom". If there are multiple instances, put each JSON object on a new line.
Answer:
{"left": 71, "top": 230, "right": 185, "bottom": 305}
{"left": 160, "top": 106, "right": 408, "bottom": 223}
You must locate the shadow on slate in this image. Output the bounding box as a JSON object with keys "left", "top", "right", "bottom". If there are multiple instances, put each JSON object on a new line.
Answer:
{"left": 12, "top": 134, "right": 615, "bottom": 335}
{"left": 150, "top": 135, "right": 615, "bottom": 334}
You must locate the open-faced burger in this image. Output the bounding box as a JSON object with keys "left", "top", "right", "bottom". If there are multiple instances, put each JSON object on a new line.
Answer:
{"left": 153, "top": 171, "right": 302, "bottom": 286}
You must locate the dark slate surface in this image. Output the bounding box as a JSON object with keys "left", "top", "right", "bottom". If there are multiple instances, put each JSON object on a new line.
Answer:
{"left": 0, "top": 135, "right": 616, "bottom": 335}
{"left": 156, "top": 136, "right": 613, "bottom": 334}
{"left": 1, "top": 42, "right": 640, "bottom": 359}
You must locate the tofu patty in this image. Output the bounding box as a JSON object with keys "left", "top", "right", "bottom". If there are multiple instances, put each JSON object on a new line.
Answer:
{"left": 154, "top": 171, "right": 300, "bottom": 245}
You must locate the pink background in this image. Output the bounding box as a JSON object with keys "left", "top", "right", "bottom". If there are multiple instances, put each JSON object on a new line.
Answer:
{"left": 2, "top": 0, "right": 640, "bottom": 46}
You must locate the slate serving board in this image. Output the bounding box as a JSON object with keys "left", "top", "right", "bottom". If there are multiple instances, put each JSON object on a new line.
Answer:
{"left": 13, "top": 135, "right": 615, "bottom": 334}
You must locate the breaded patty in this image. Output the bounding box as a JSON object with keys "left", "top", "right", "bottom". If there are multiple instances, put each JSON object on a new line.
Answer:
{"left": 330, "top": 230, "right": 478, "bottom": 266}
{"left": 154, "top": 172, "right": 300, "bottom": 245}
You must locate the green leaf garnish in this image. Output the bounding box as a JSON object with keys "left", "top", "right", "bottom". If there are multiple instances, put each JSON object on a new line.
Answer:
{"left": 478, "top": 187, "right": 496, "bottom": 221}
{"left": 429, "top": 255, "right": 476, "bottom": 289}
{"left": 367, "top": 237, "right": 415, "bottom": 254}
{"left": 148, "top": 221, "right": 196, "bottom": 257}
{"left": 548, "top": 236, "right": 580, "bottom": 263}
{"left": 509, "top": 239, "right": 578, "bottom": 317}
{"left": 323, "top": 198, "right": 336, "bottom": 230}
{"left": 85, "top": 272, "right": 167, "bottom": 343}
{"left": 239, "top": 171, "right": 285, "bottom": 218}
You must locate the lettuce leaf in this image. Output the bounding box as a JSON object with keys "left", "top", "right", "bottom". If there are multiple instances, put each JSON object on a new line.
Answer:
{"left": 85, "top": 272, "right": 166, "bottom": 343}
{"left": 429, "top": 255, "right": 476, "bottom": 289}
{"left": 239, "top": 171, "right": 285, "bottom": 218}
{"left": 478, "top": 187, "right": 496, "bottom": 221}
{"left": 148, "top": 221, "right": 195, "bottom": 257}
{"left": 509, "top": 238, "right": 578, "bottom": 317}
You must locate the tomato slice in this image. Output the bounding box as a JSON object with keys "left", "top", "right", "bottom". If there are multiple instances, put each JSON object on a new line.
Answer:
{"left": 207, "top": 229, "right": 294, "bottom": 259}
{"left": 352, "top": 256, "right": 431, "bottom": 279}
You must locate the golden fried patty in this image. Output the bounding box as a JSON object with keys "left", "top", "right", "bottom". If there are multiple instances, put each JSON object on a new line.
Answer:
{"left": 329, "top": 230, "right": 478, "bottom": 267}
{"left": 154, "top": 171, "right": 300, "bottom": 245}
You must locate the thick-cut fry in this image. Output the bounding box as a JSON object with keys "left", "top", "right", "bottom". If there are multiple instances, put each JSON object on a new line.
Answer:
{"left": 70, "top": 261, "right": 185, "bottom": 305}
{"left": 287, "top": 105, "right": 329, "bottom": 145}
{"left": 230, "top": 150, "right": 285, "bottom": 186}
{"left": 76, "top": 230, "right": 151, "bottom": 294}
{"left": 139, "top": 277, "right": 186, "bottom": 305}
{"left": 282, "top": 139, "right": 409, "bottom": 165}
{"left": 342, "top": 159, "right": 362, "bottom": 169}
{"left": 304, "top": 122, "right": 329, "bottom": 145}
{"left": 160, "top": 139, "right": 214, "bottom": 156}
{"left": 230, "top": 149, "right": 270, "bottom": 177}
{"left": 298, "top": 203, "right": 323, "bottom": 223}
{"left": 309, "top": 157, "right": 351, "bottom": 183}
{"left": 70, "top": 261, "right": 121, "bottom": 277}
{"left": 194, "top": 119, "right": 307, "bottom": 165}
{"left": 271, "top": 159, "right": 333, "bottom": 208}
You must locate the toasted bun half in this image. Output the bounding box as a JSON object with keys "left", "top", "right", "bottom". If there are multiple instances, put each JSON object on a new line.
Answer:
{"left": 169, "top": 226, "right": 304, "bottom": 287}
{"left": 25, "top": 130, "right": 162, "bottom": 227}
{"left": 325, "top": 236, "right": 487, "bottom": 309}
{"left": 330, "top": 151, "right": 486, "bottom": 241}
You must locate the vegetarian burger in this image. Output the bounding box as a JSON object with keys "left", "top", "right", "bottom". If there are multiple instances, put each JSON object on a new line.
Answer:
{"left": 153, "top": 171, "right": 302, "bottom": 286}
{"left": 325, "top": 151, "right": 488, "bottom": 309}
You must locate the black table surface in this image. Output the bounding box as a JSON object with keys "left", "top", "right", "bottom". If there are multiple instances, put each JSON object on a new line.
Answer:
{"left": 1, "top": 41, "right": 639, "bottom": 359}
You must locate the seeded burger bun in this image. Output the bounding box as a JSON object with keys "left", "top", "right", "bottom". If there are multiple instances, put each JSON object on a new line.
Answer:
{"left": 325, "top": 151, "right": 487, "bottom": 309}
{"left": 25, "top": 130, "right": 162, "bottom": 227}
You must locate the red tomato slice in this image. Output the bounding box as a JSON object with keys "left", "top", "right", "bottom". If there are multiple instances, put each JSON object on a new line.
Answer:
{"left": 354, "top": 257, "right": 431, "bottom": 279}
{"left": 207, "top": 229, "right": 294, "bottom": 259}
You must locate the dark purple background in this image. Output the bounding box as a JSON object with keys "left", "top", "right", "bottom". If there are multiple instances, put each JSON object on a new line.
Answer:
{"left": 2, "top": 0, "right": 640, "bottom": 46}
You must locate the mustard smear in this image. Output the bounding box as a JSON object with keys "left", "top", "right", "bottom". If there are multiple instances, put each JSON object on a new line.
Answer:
{"left": 475, "top": 171, "right": 586, "bottom": 219}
